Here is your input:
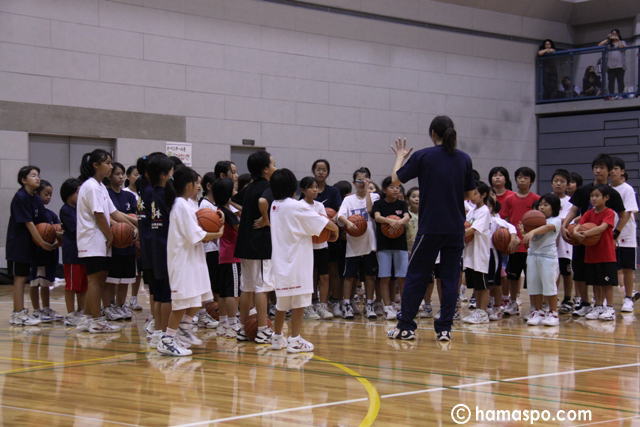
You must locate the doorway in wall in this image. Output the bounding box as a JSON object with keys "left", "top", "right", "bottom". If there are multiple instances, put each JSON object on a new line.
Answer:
{"left": 230, "top": 146, "right": 265, "bottom": 176}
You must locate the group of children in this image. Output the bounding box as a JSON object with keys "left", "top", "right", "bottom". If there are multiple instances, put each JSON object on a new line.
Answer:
{"left": 5, "top": 148, "right": 638, "bottom": 355}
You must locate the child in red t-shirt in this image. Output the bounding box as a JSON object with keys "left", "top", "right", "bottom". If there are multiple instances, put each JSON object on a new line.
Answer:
{"left": 499, "top": 167, "right": 540, "bottom": 316}
{"left": 574, "top": 185, "right": 617, "bottom": 321}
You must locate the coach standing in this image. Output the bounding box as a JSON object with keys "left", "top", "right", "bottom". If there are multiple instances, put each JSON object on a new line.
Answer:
{"left": 388, "top": 116, "right": 476, "bottom": 342}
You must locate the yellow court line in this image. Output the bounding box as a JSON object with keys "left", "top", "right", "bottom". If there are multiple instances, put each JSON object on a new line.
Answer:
{"left": 0, "top": 352, "right": 138, "bottom": 376}
{"left": 0, "top": 356, "right": 55, "bottom": 364}
{"left": 313, "top": 355, "right": 380, "bottom": 427}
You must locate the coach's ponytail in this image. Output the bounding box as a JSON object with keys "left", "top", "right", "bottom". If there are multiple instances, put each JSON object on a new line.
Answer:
{"left": 79, "top": 149, "right": 111, "bottom": 182}
{"left": 429, "top": 115, "right": 457, "bottom": 154}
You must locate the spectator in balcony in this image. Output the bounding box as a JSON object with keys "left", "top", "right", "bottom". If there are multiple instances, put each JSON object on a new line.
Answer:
{"left": 559, "top": 76, "right": 578, "bottom": 99}
{"left": 581, "top": 66, "right": 602, "bottom": 97}
{"left": 538, "top": 39, "right": 558, "bottom": 100}
{"left": 598, "top": 29, "right": 626, "bottom": 98}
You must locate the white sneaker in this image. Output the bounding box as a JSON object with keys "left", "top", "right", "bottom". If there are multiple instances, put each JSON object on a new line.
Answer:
{"left": 504, "top": 302, "right": 520, "bottom": 316}
{"left": 10, "top": 309, "right": 41, "bottom": 326}
{"left": 179, "top": 322, "right": 203, "bottom": 346}
{"left": 144, "top": 318, "right": 155, "bottom": 334}
{"left": 585, "top": 305, "right": 605, "bottom": 320}
{"left": 224, "top": 323, "right": 239, "bottom": 339}
{"left": 573, "top": 304, "right": 592, "bottom": 317}
{"left": 255, "top": 327, "right": 274, "bottom": 344}
{"left": 119, "top": 305, "right": 133, "bottom": 320}
{"left": 342, "top": 302, "right": 354, "bottom": 319}
{"left": 75, "top": 315, "right": 91, "bottom": 331}
{"left": 332, "top": 302, "right": 343, "bottom": 318}
{"left": 32, "top": 309, "right": 54, "bottom": 323}
{"left": 303, "top": 305, "right": 320, "bottom": 320}
{"left": 542, "top": 311, "right": 559, "bottom": 326}
{"left": 64, "top": 312, "right": 81, "bottom": 326}
{"left": 365, "top": 303, "right": 377, "bottom": 319}
{"left": 197, "top": 310, "right": 219, "bottom": 329}
{"left": 271, "top": 333, "right": 287, "bottom": 350}
{"left": 419, "top": 303, "right": 433, "bottom": 318}
{"left": 104, "top": 305, "right": 122, "bottom": 321}
{"left": 489, "top": 306, "right": 503, "bottom": 321}
{"left": 88, "top": 318, "right": 122, "bottom": 333}
{"left": 148, "top": 330, "right": 163, "bottom": 347}
{"left": 157, "top": 335, "right": 192, "bottom": 356}
{"left": 598, "top": 306, "right": 616, "bottom": 321}
{"left": 316, "top": 303, "right": 334, "bottom": 320}
{"left": 621, "top": 297, "right": 634, "bottom": 313}
{"left": 383, "top": 305, "right": 397, "bottom": 320}
{"left": 42, "top": 307, "right": 64, "bottom": 321}
{"left": 527, "top": 310, "right": 544, "bottom": 326}
{"left": 287, "top": 336, "right": 314, "bottom": 353}
{"left": 128, "top": 296, "right": 143, "bottom": 311}
{"left": 463, "top": 309, "right": 489, "bottom": 324}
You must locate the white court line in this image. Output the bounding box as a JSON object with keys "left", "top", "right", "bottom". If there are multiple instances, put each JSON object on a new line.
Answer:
{"left": 172, "top": 361, "right": 640, "bottom": 426}
{"left": 574, "top": 415, "right": 640, "bottom": 426}
{"left": 330, "top": 319, "right": 640, "bottom": 349}
{"left": 1, "top": 404, "right": 139, "bottom": 426}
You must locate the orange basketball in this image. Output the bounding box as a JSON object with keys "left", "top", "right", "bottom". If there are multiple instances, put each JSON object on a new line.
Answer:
{"left": 111, "top": 222, "right": 135, "bottom": 248}
{"left": 325, "top": 207, "right": 337, "bottom": 219}
{"left": 196, "top": 208, "right": 223, "bottom": 232}
{"left": 575, "top": 222, "right": 601, "bottom": 246}
{"left": 53, "top": 223, "right": 63, "bottom": 245}
{"left": 521, "top": 210, "right": 546, "bottom": 233}
{"left": 244, "top": 314, "right": 273, "bottom": 340}
{"left": 381, "top": 215, "right": 405, "bottom": 239}
{"left": 492, "top": 227, "right": 511, "bottom": 253}
{"left": 464, "top": 221, "right": 473, "bottom": 244}
{"left": 34, "top": 223, "right": 56, "bottom": 244}
{"left": 346, "top": 214, "right": 367, "bottom": 237}
{"left": 312, "top": 227, "right": 331, "bottom": 244}
{"left": 562, "top": 223, "right": 578, "bottom": 245}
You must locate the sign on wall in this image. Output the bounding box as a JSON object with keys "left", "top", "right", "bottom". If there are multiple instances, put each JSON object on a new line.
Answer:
{"left": 166, "top": 142, "right": 192, "bottom": 166}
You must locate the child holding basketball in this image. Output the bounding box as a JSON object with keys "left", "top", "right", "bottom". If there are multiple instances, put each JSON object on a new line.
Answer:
{"left": 574, "top": 185, "right": 618, "bottom": 321}
{"left": 60, "top": 178, "right": 87, "bottom": 326}
{"left": 521, "top": 193, "right": 562, "bottom": 326}
{"left": 373, "top": 176, "right": 410, "bottom": 320}
{"left": 76, "top": 150, "right": 135, "bottom": 333}
{"left": 550, "top": 169, "right": 574, "bottom": 314}
{"left": 337, "top": 167, "right": 380, "bottom": 319}
{"left": 28, "top": 179, "right": 63, "bottom": 323}
{"left": 462, "top": 182, "right": 492, "bottom": 324}
{"left": 269, "top": 169, "right": 338, "bottom": 353}
{"left": 159, "top": 166, "right": 223, "bottom": 356}
{"left": 6, "top": 166, "right": 55, "bottom": 325}
{"left": 500, "top": 167, "right": 540, "bottom": 316}
{"left": 105, "top": 162, "right": 138, "bottom": 321}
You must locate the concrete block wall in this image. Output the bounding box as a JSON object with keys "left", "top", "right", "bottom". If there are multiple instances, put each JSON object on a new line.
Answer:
{"left": 0, "top": 0, "right": 552, "bottom": 261}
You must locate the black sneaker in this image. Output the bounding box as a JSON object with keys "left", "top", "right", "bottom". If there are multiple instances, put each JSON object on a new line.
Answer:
{"left": 387, "top": 328, "right": 415, "bottom": 340}
{"left": 633, "top": 291, "right": 640, "bottom": 302}
{"left": 436, "top": 330, "right": 451, "bottom": 342}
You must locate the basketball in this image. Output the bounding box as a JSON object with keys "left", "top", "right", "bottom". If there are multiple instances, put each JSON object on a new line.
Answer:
{"left": 521, "top": 210, "right": 546, "bottom": 233}
{"left": 346, "top": 214, "right": 367, "bottom": 237}
{"left": 34, "top": 223, "right": 56, "bottom": 244}
{"left": 127, "top": 213, "right": 137, "bottom": 220}
{"left": 244, "top": 314, "right": 273, "bottom": 340}
{"left": 53, "top": 223, "right": 63, "bottom": 245}
{"left": 492, "top": 227, "right": 511, "bottom": 253}
{"left": 111, "top": 221, "right": 135, "bottom": 248}
{"left": 381, "top": 215, "right": 405, "bottom": 239}
{"left": 575, "top": 222, "right": 601, "bottom": 246}
{"left": 464, "top": 221, "right": 473, "bottom": 243}
{"left": 562, "top": 223, "right": 578, "bottom": 245}
{"left": 325, "top": 207, "right": 337, "bottom": 219}
{"left": 196, "top": 208, "right": 223, "bottom": 232}
{"left": 312, "top": 227, "right": 331, "bottom": 244}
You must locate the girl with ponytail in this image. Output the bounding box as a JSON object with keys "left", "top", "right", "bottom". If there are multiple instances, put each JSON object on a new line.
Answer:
{"left": 388, "top": 115, "right": 476, "bottom": 343}
{"left": 76, "top": 149, "right": 136, "bottom": 333}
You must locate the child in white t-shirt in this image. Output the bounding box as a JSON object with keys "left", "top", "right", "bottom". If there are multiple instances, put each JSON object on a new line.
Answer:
{"left": 158, "top": 167, "right": 223, "bottom": 357}
{"left": 462, "top": 182, "right": 492, "bottom": 324}
{"left": 337, "top": 167, "right": 380, "bottom": 319}
{"left": 551, "top": 169, "right": 574, "bottom": 314}
{"left": 269, "top": 169, "right": 338, "bottom": 353}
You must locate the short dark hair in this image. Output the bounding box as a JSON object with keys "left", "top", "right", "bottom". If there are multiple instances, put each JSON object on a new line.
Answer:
{"left": 515, "top": 166, "right": 536, "bottom": 184}
{"left": 381, "top": 176, "right": 393, "bottom": 190}
{"left": 591, "top": 153, "right": 613, "bottom": 171}
{"left": 539, "top": 193, "right": 560, "bottom": 217}
{"left": 37, "top": 179, "right": 52, "bottom": 194}
{"left": 299, "top": 176, "right": 317, "bottom": 190}
{"left": 539, "top": 39, "right": 556, "bottom": 50}
{"left": 213, "top": 178, "right": 234, "bottom": 207}
{"left": 126, "top": 165, "right": 137, "bottom": 176}
{"left": 201, "top": 172, "right": 216, "bottom": 197}
{"left": 488, "top": 166, "right": 513, "bottom": 191}
{"left": 60, "top": 178, "right": 81, "bottom": 203}
{"left": 214, "top": 161, "right": 233, "bottom": 179}
{"left": 312, "top": 159, "right": 330, "bottom": 174}
{"left": 570, "top": 171, "right": 583, "bottom": 187}
{"left": 476, "top": 181, "right": 490, "bottom": 197}
{"left": 334, "top": 180, "right": 352, "bottom": 199}
{"left": 247, "top": 150, "right": 272, "bottom": 180}
{"left": 168, "top": 156, "right": 184, "bottom": 168}
{"left": 406, "top": 186, "right": 419, "bottom": 199}
{"left": 611, "top": 156, "right": 625, "bottom": 170}
{"left": 172, "top": 166, "right": 199, "bottom": 200}
{"left": 270, "top": 168, "right": 297, "bottom": 200}
{"left": 591, "top": 184, "right": 611, "bottom": 198}
{"left": 551, "top": 168, "right": 570, "bottom": 183}
{"left": 352, "top": 167, "right": 371, "bottom": 182}
{"left": 17, "top": 165, "right": 40, "bottom": 186}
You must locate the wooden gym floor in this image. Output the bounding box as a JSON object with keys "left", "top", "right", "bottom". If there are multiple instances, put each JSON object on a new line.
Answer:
{"left": 0, "top": 284, "right": 638, "bottom": 426}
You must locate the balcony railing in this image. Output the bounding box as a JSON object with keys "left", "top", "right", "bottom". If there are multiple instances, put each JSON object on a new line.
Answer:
{"left": 536, "top": 44, "right": 640, "bottom": 104}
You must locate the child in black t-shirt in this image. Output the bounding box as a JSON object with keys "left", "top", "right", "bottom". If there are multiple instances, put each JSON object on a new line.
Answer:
{"left": 373, "top": 176, "right": 410, "bottom": 320}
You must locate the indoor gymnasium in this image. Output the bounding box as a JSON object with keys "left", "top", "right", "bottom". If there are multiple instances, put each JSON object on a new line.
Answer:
{"left": 1, "top": 0, "right": 640, "bottom": 425}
